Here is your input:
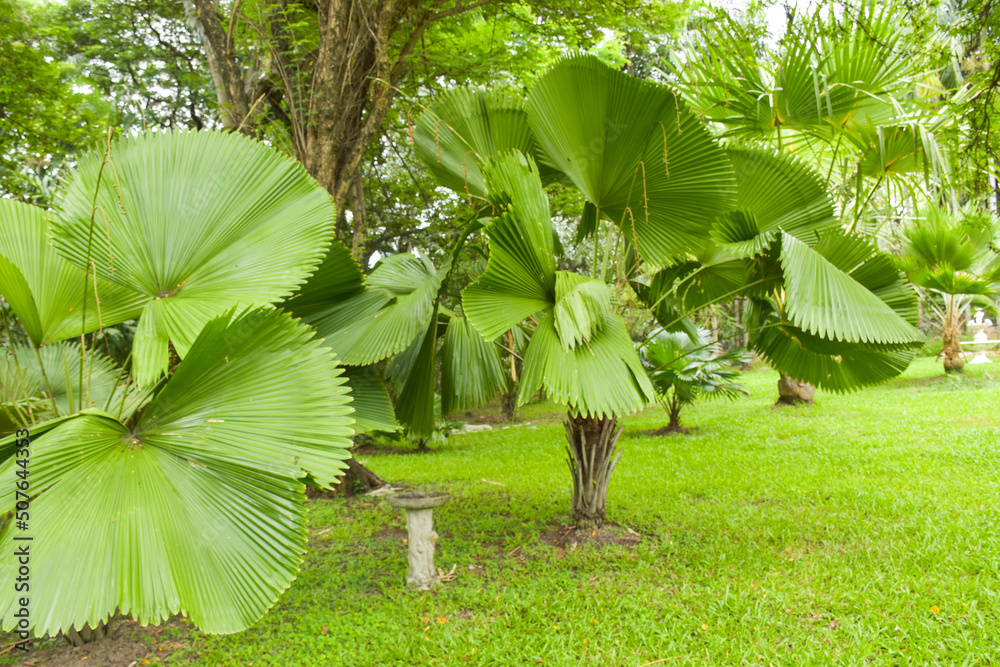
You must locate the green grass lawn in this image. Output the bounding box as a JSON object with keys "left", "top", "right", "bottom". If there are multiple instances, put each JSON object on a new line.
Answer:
{"left": 7, "top": 357, "right": 1000, "bottom": 666}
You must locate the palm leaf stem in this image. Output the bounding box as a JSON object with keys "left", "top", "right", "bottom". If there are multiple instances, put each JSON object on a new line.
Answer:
{"left": 825, "top": 129, "right": 844, "bottom": 187}
{"left": 77, "top": 130, "right": 113, "bottom": 413}
{"left": 848, "top": 173, "right": 884, "bottom": 234}
{"left": 102, "top": 349, "right": 132, "bottom": 413}
{"left": 31, "top": 344, "right": 59, "bottom": 416}
{"left": 0, "top": 310, "right": 34, "bottom": 427}
{"left": 641, "top": 276, "right": 774, "bottom": 340}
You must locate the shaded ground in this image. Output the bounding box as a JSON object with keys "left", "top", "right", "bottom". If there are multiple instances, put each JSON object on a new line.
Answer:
{"left": 1, "top": 618, "right": 188, "bottom": 667}
{"left": 539, "top": 523, "right": 648, "bottom": 550}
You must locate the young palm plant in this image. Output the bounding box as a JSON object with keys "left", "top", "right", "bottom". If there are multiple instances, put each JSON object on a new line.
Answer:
{"left": 0, "top": 131, "right": 357, "bottom": 640}
{"left": 896, "top": 207, "right": 1000, "bottom": 372}
{"left": 641, "top": 329, "right": 752, "bottom": 434}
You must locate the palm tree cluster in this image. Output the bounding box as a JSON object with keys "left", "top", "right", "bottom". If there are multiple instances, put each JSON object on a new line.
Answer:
{"left": 6, "top": 0, "right": 997, "bottom": 642}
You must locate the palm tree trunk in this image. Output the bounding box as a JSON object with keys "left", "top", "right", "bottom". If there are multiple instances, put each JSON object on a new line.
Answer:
{"left": 776, "top": 373, "right": 816, "bottom": 404}
{"left": 63, "top": 618, "right": 113, "bottom": 646}
{"left": 667, "top": 396, "right": 684, "bottom": 432}
{"left": 564, "top": 413, "right": 623, "bottom": 530}
{"left": 942, "top": 294, "right": 964, "bottom": 373}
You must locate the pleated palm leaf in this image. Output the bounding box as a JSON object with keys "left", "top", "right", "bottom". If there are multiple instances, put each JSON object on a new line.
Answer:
{"left": 897, "top": 207, "right": 1000, "bottom": 372}
{"left": 414, "top": 54, "right": 737, "bottom": 268}
{"left": 674, "top": 4, "right": 945, "bottom": 234}
{"left": 635, "top": 147, "right": 924, "bottom": 397}
{"left": 53, "top": 131, "right": 335, "bottom": 386}
{"left": 0, "top": 198, "right": 147, "bottom": 349}
{"left": 0, "top": 341, "right": 136, "bottom": 428}
{"left": 284, "top": 229, "right": 507, "bottom": 438}
{"left": 675, "top": 5, "right": 911, "bottom": 140}
{"left": 0, "top": 307, "right": 354, "bottom": 637}
{"left": 0, "top": 131, "right": 358, "bottom": 639}
{"left": 641, "top": 328, "right": 752, "bottom": 433}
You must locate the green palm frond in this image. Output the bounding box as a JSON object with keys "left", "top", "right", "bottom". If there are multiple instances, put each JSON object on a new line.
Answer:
{"left": 440, "top": 315, "right": 507, "bottom": 415}
{"left": 642, "top": 328, "right": 751, "bottom": 404}
{"left": 518, "top": 311, "right": 653, "bottom": 418}
{"left": 677, "top": 3, "right": 913, "bottom": 139}
{"left": 413, "top": 88, "right": 556, "bottom": 198}
{"left": 750, "top": 303, "right": 916, "bottom": 392}
{"left": 0, "top": 199, "right": 147, "bottom": 347}
{"left": 722, "top": 147, "right": 837, "bottom": 244}
{"left": 391, "top": 316, "right": 439, "bottom": 437}
{"left": 342, "top": 365, "right": 398, "bottom": 433}
{"left": 898, "top": 208, "right": 1000, "bottom": 297}
{"left": 0, "top": 341, "right": 126, "bottom": 423}
{"left": 0, "top": 307, "right": 353, "bottom": 636}
{"left": 53, "top": 131, "right": 335, "bottom": 385}
{"left": 464, "top": 153, "right": 556, "bottom": 340}
{"left": 552, "top": 272, "right": 611, "bottom": 350}
{"left": 282, "top": 239, "right": 366, "bottom": 321}
{"left": 781, "top": 232, "right": 921, "bottom": 345}
{"left": 526, "top": 54, "right": 736, "bottom": 265}
{"left": 850, "top": 121, "right": 947, "bottom": 179}
{"left": 303, "top": 253, "right": 446, "bottom": 365}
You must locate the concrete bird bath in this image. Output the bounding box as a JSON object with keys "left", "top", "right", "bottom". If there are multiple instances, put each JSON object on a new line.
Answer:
{"left": 386, "top": 491, "right": 450, "bottom": 590}
{"left": 962, "top": 309, "right": 995, "bottom": 365}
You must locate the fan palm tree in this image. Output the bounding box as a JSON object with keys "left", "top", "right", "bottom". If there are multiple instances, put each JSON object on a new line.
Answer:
{"left": 413, "top": 56, "right": 924, "bottom": 527}
{"left": 0, "top": 132, "right": 356, "bottom": 639}
{"left": 641, "top": 328, "right": 752, "bottom": 433}
{"left": 674, "top": 3, "right": 949, "bottom": 235}
{"left": 897, "top": 207, "right": 1000, "bottom": 372}
{"left": 635, "top": 146, "right": 924, "bottom": 402}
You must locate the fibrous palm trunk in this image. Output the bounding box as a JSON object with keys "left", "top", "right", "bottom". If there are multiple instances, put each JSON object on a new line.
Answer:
{"left": 564, "top": 413, "right": 624, "bottom": 530}
{"left": 776, "top": 373, "right": 816, "bottom": 404}
{"left": 942, "top": 294, "right": 964, "bottom": 373}
{"left": 63, "top": 618, "right": 111, "bottom": 646}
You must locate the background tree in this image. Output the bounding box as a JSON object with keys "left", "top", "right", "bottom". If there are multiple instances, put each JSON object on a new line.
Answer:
{"left": 897, "top": 206, "right": 1000, "bottom": 372}
{"left": 0, "top": 0, "right": 110, "bottom": 200}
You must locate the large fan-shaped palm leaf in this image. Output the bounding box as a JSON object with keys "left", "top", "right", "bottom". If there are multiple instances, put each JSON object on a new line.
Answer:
{"left": 898, "top": 208, "right": 1000, "bottom": 296}
{"left": 526, "top": 54, "right": 736, "bottom": 265}
{"left": 0, "top": 341, "right": 126, "bottom": 424}
{"left": 676, "top": 5, "right": 911, "bottom": 139}
{"left": 0, "top": 199, "right": 147, "bottom": 347}
{"left": 412, "top": 87, "right": 557, "bottom": 198}
{"left": 0, "top": 307, "right": 353, "bottom": 635}
{"left": 53, "top": 132, "right": 335, "bottom": 385}
{"left": 748, "top": 231, "right": 921, "bottom": 390}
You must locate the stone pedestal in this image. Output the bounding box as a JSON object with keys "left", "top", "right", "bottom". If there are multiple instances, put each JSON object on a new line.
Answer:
{"left": 386, "top": 492, "right": 450, "bottom": 590}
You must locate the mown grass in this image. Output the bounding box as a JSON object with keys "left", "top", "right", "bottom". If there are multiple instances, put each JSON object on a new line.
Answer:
{"left": 9, "top": 357, "right": 1000, "bottom": 666}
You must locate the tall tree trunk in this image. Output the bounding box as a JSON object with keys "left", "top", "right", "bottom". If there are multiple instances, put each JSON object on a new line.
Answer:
{"left": 942, "top": 293, "right": 964, "bottom": 373}
{"left": 776, "top": 373, "right": 816, "bottom": 405}
{"left": 349, "top": 167, "right": 367, "bottom": 260}
{"left": 564, "top": 413, "right": 623, "bottom": 530}
{"left": 184, "top": 0, "right": 253, "bottom": 133}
